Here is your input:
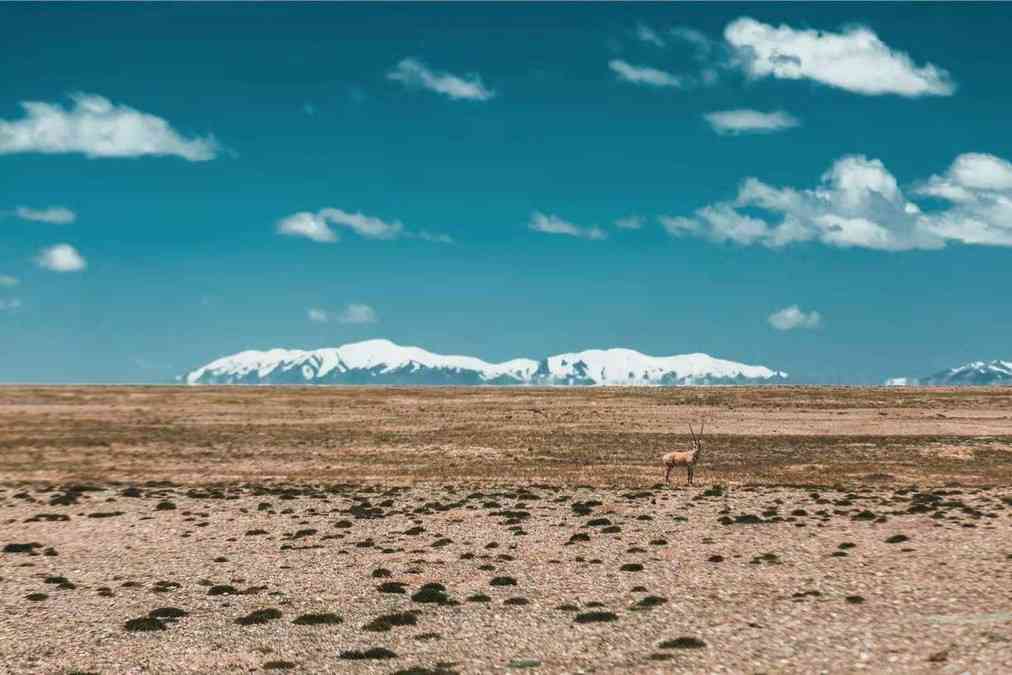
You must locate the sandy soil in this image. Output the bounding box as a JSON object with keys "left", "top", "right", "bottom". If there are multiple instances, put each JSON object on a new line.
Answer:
{"left": 1, "top": 386, "right": 1011, "bottom": 674}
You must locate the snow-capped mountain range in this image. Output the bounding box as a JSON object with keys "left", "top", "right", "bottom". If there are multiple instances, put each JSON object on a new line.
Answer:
{"left": 887, "top": 360, "right": 1012, "bottom": 386}
{"left": 185, "top": 339, "right": 788, "bottom": 386}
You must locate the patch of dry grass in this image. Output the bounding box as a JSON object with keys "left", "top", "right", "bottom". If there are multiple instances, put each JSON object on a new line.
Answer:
{"left": 0, "top": 385, "right": 1010, "bottom": 486}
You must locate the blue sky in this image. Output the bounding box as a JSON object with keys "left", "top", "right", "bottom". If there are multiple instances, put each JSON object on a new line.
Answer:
{"left": 2, "top": 2, "right": 1011, "bottom": 384}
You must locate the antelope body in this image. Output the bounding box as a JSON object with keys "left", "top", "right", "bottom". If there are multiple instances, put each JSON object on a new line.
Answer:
{"left": 663, "top": 421, "right": 704, "bottom": 485}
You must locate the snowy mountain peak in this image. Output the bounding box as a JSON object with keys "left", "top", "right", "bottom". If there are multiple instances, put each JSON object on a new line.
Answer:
{"left": 886, "top": 359, "right": 1012, "bottom": 386}
{"left": 186, "top": 339, "right": 786, "bottom": 386}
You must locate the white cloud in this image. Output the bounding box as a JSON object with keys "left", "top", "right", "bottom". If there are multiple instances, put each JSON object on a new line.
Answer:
{"left": 318, "top": 208, "right": 403, "bottom": 239}
{"left": 277, "top": 212, "right": 338, "bottom": 243}
{"left": 704, "top": 109, "right": 799, "bottom": 135}
{"left": 388, "top": 58, "right": 494, "bottom": 101}
{"left": 0, "top": 93, "right": 218, "bottom": 160}
{"left": 0, "top": 275, "right": 18, "bottom": 287}
{"left": 769, "top": 305, "right": 821, "bottom": 331}
{"left": 614, "top": 215, "right": 644, "bottom": 230}
{"left": 635, "top": 23, "right": 666, "bottom": 47}
{"left": 724, "top": 17, "right": 954, "bottom": 97}
{"left": 529, "top": 212, "right": 606, "bottom": 240}
{"left": 608, "top": 60, "right": 683, "bottom": 88}
{"left": 307, "top": 308, "right": 330, "bottom": 323}
{"left": 0, "top": 298, "right": 21, "bottom": 312}
{"left": 36, "top": 243, "right": 86, "bottom": 272}
{"left": 277, "top": 207, "right": 447, "bottom": 244}
{"left": 15, "top": 206, "right": 76, "bottom": 224}
{"left": 661, "top": 152, "right": 1012, "bottom": 251}
{"left": 338, "top": 303, "right": 378, "bottom": 324}
{"left": 913, "top": 153, "right": 1012, "bottom": 246}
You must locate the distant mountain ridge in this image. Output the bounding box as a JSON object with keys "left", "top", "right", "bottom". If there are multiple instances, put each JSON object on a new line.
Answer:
{"left": 185, "top": 338, "right": 788, "bottom": 386}
{"left": 886, "top": 360, "right": 1012, "bottom": 386}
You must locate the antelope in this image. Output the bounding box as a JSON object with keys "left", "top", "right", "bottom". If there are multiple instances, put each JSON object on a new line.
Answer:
{"left": 663, "top": 421, "right": 705, "bottom": 485}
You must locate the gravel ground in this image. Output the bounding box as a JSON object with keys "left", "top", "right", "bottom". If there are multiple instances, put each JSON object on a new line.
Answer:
{"left": 2, "top": 481, "right": 1010, "bottom": 674}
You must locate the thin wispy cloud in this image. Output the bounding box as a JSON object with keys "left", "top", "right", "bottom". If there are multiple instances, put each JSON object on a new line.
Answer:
{"left": 670, "top": 26, "right": 716, "bottom": 60}
{"left": 307, "top": 308, "right": 330, "bottom": 323}
{"left": 307, "top": 304, "right": 377, "bottom": 324}
{"left": 15, "top": 206, "right": 77, "bottom": 224}
{"left": 724, "top": 18, "right": 955, "bottom": 97}
{"left": 0, "top": 275, "right": 18, "bottom": 287}
{"left": 277, "top": 208, "right": 448, "bottom": 244}
{"left": 769, "top": 305, "right": 821, "bottom": 331}
{"left": 36, "top": 243, "right": 86, "bottom": 272}
{"left": 0, "top": 93, "right": 218, "bottom": 160}
{"left": 704, "top": 109, "right": 800, "bottom": 135}
{"left": 614, "top": 215, "right": 644, "bottom": 230}
{"left": 388, "top": 58, "right": 495, "bottom": 101}
{"left": 660, "top": 152, "right": 1012, "bottom": 251}
{"left": 338, "top": 303, "right": 378, "bottom": 324}
{"left": 0, "top": 298, "right": 21, "bottom": 312}
{"left": 608, "top": 60, "right": 683, "bottom": 88}
{"left": 635, "top": 23, "right": 666, "bottom": 48}
{"left": 529, "top": 212, "right": 606, "bottom": 240}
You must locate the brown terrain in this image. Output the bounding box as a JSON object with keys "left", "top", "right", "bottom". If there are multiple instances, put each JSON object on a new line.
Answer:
{"left": 1, "top": 385, "right": 1010, "bottom": 674}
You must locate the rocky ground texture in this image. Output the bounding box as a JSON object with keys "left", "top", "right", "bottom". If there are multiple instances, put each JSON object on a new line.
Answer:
{"left": 2, "top": 481, "right": 1011, "bottom": 674}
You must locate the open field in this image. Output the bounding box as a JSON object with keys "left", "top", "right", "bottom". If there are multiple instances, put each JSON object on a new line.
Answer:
{"left": 2, "top": 385, "right": 1012, "bottom": 486}
{"left": 1, "top": 386, "right": 1011, "bottom": 674}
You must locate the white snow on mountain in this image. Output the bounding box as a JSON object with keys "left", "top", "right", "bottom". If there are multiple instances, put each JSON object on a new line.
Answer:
{"left": 885, "top": 360, "right": 1012, "bottom": 386}
{"left": 542, "top": 348, "right": 784, "bottom": 385}
{"left": 186, "top": 339, "right": 787, "bottom": 386}
{"left": 920, "top": 360, "right": 1012, "bottom": 385}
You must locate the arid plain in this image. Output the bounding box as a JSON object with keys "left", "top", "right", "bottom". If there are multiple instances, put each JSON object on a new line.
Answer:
{"left": 2, "top": 386, "right": 1011, "bottom": 674}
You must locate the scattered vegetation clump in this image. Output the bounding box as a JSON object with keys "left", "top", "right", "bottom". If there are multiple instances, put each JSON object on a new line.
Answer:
{"left": 490, "top": 576, "right": 517, "bottom": 587}
{"left": 124, "top": 617, "right": 165, "bottom": 632}
{"left": 632, "top": 595, "right": 667, "bottom": 610}
{"left": 659, "top": 637, "right": 706, "bottom": 649}
{"left": 339, "top": 647, "right": 397, "bottom": 660}
{"left": 235, "top": 608, "right": 282, "bottom": 626}
{"left": 412, "top": 583, "right": 453, "bottom": 605}
{"left": 378, "top": 581, "right": 407, "bottom": 594}
{"left": 364, "top": 612, "right": 417, "bottom": 632}
{"left": 293, "top": 612, "right": 342, "bottom": 626}
{"left": 574, "top": 611, "right": 617, "bottom": 623}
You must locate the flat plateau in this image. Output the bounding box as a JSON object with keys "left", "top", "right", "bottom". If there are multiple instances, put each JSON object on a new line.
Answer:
{"left": 1, "top": 386, "right": 1010, "bottom": 673}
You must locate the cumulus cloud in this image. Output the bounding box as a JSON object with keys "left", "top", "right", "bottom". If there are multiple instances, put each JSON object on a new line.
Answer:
{"left": 724, "top": 17, "right": 954, "bottom": 97}
{"left": 529, "top": 212, "right": 606, "bottom": 240}
{"left": 277, "top": 207, "right": 447, "bottom": 244}
{"left": 36, "top": 243, "right": 86, "bottom": 272}
{"left": 768, "top": 305, "right": 821, "bottom": 331}
{"left": 660, "top": 152, "right": 1012, "bottom": 250}
{"left": 614, "top": 215, "right": 644, "bottom": 230}
{"left": 388, "top": 58, "right": 494, "bottom": 101}
{"left": 338, "top": 304, "right": 378, "bottom": 324}
{"left": 15, "top": 206, "right": 76, "bottom": 224}
{"left": 913, "top": 153, "right": 1012, "bottom": 246}
{"left": 0, "top": 93, "right": 218, "bottom": 160}
{"left": 608, "top": 60, "right": 683, "bottom": 88}
{"left": 0, "top": 275, "right": 19, "bottom": 287}
{"left": 704, "top": 109, "right": 799, "bottom": 135}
